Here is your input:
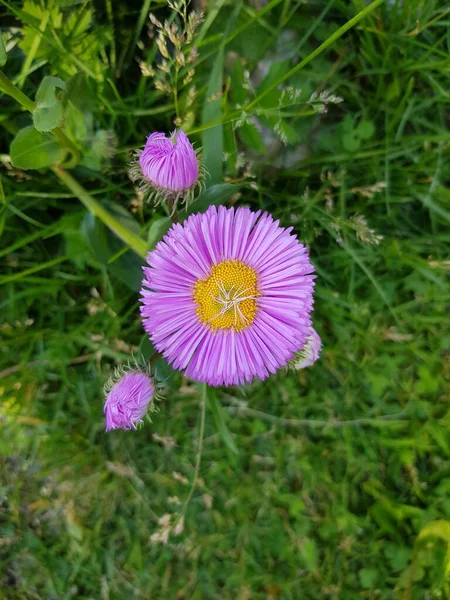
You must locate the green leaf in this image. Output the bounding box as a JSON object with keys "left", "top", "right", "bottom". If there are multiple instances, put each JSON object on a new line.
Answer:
{"left": 140, "top": 335, "right": 177, "bottom": 387}
{"left": 417, "top": 520, "right": 450, "bottom": 544}
{"left": 0, "top": 34, "right": 7, "bottom": 67}
{"left": 33, "top": 76, "right": 67, "bottom": 132}
{"left": 10, "top": 126, "right": 66, "bottom": 170}
{"left": 206, "top": 388, "right": 239, "bottom": 456}
{"left": 56, "top": 0, "right": 85, "bottom": 6}
{"left": 140, "top": 336, "right": 156, "bottom": 361}
{"left": 359, "top": 568, "right": 379, "bottom": 588}
{"left": 300, "top": 538, "right": 318, "bottom": 571}
{"left": 65, "top": 73, "right": 93, "bottom": 142}
{"left": 147, "top": 217, "right": 171, "bottom": 249}
{"left": 65, "top": 102, "right": 88, "bottom": 142}
{"left": 82, "top": 202, "right": 143, "bottom": 290}
{"left": 237, "top": 122, "right": 265, "bottom": 154}
{"left": 342, "top": 132, "right": 360, "bottom": 152}
{"left": 357, "top": 120, "right": 375, "bottom": 140}
{"left": 202, "top": 47, "right": 224, "bottom": 185}
{"left": 342, "top": 113, "right": 355, "bottom": 132}
{"left": 230, "top": 58, "right": 247, "bottom": 106}
{"left": 185, "top": 183, "right": 239, "bottom": 216}
{"left": 256, "top": 60, "right": 290, "bottom": 109}
{"left": 62, "top": 212, "right": 96, "bottom": 270}
{"left": 66, "top": 72, "right": 94, "bottom": 115}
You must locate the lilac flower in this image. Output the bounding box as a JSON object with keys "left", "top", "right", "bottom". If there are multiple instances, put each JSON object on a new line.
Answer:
{"left": 140, "top": 205, "right": 317, "bottom": 387}
{"left": 289, "top": 328, "right": 322, "bottom": 369}
{"left": 130, "top": 129, "right": 202, "bottom": 206}
{"left": 104, "top": 370, "right": 154, "bottom": 431}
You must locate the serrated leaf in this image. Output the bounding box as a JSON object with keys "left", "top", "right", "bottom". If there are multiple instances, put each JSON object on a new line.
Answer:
{"left": 10, "top": 126, "right": 66, "bottom": 170}
{"left": 0, "top": 34, "right": 7, "bottom": 67}
{"left": 33, "top": 76, "right": 67, "bottom": 132}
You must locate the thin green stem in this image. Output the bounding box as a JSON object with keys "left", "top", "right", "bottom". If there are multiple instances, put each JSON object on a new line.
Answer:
{"left": 0, "top": 255, "right": 68, "bottom": 285}
{"left": 226, "top": 405, "right": 409, "bottom": 428}
{"left": 52, "top": 166, "right": 147, "bottom": 259}
{"left": 52, "top": 129, "right": 81, "bottom": 168}
{"left": 0, "top": 70, "right": 35, "bottom": 112}
{"left": 244, "top": 0, "right": 386, "bottom": 111}
{"left": 16, "top": 9, "right": 49, "bottom": 89}
{"left": 180, "top": 382, "right": 207, "bottom": 518}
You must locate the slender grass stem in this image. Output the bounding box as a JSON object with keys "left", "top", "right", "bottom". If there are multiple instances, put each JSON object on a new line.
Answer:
{"left": 0, "top": 70, "right": 35, "bottom": 111}
{"left": 52, "top": 166, "right": 147, "bottom": 259}
{"left": 245, "top": 0, "right": 387, "bottom": 111}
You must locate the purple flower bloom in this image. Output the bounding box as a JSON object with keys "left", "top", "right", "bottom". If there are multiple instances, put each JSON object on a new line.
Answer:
{"left": 140, "top": 205, "right": 317, "bottom": 387}
{"left": 289, "top": 327, "right": 322, "bottom": 369}
{"left": 104, "top": 371, "right": 154, "bottom": 431}
{"left": 131, "top": 129, "right": 202, "bottom": 206}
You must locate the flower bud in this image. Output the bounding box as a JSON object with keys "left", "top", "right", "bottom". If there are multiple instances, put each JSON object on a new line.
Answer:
{"left": 130, "top": 129, "right": 204, "bottom": 208}
{"left": 289, "top": 328, "right": 322, "bottom": 370}
{"left": 104, "top": 369, "right": 154, "bottom": 431}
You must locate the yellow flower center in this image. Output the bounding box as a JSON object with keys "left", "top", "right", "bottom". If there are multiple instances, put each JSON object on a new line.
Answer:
{"left": 193, "top": 260, "right": 259, "bottom": 332}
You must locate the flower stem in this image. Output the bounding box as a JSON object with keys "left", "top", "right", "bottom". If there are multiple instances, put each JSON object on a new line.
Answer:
{"left": 180, "top": 382, "right": 207, "bottom": 517}
{"left": 52, "top": 166, "right": 148, "bottom": 259}
{"left": 0, "top": 70, "right": 80, "bottom": 167}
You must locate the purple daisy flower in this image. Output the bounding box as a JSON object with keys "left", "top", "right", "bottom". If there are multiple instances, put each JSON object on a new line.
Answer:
{"left": 130, "top": 129, "right": 203, "bottom": 207}
{"left": 140, "top": 205, "right": 317, "bottom": 387}
{"left": 104, "top": 370, "right": 154, "bottom": 431}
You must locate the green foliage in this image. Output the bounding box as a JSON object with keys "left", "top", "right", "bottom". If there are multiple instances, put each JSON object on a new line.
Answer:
{"left": 10, "top": 126, "right": 65, "bottom": 169}
{"left": 1, "top": 0, "right": 450, "bottom": 598}
{"left": 82, "top": 203, "right": 144, "bottom": 291}
{"left": 0, "top": 34, "right": 7, "bottom": 66}
{"left": 33, "top": 76, "right": 67, "bottom": 132}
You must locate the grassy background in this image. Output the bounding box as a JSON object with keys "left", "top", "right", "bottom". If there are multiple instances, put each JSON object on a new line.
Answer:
{"left": 1, "top": 0, "right": 450, "bottom": 598}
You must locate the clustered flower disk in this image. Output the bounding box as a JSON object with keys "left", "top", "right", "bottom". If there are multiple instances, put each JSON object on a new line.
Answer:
{"left": 141, "top": 205, "right": 319, "bottom": 387}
